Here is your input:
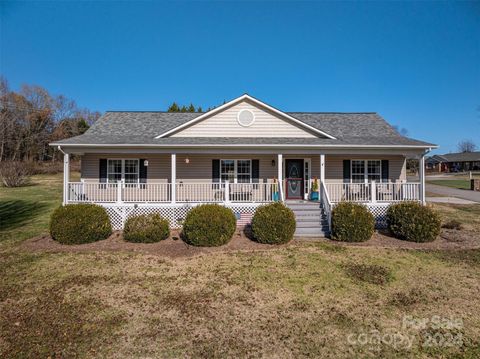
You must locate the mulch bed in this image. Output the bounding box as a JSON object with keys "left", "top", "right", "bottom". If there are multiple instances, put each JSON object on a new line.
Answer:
{"left": 322, "top": 229, "right": 480, "bottom": 251}
{"left": 22, "top": 229, "right": 286, "bottom": 259}
{"left": 22, "top": 227, "right": 480, "bottom": 259}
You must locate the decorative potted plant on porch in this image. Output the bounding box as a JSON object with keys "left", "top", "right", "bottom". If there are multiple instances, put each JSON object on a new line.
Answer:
{"left": 272, "top": 177, "right": 280, "bottom": 201}
{"left": 310, "top": 177, "right": 319, "bottom": 201}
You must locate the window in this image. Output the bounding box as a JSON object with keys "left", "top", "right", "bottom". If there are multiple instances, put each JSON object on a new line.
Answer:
{"left": 351, "top": 160, "right": 365, "bottom": 183}
{"left": 107, "top": 159, "right": 139, "bottom": 183}
{"left": 108, "top": 159, "right": 122, "bottom": 183}
{"left": 351, "top": 160, "right": 381, "bottom": 182}
{"left": 124, "top": 159, "right": 139, "bottom": 183}
{"left": 220, "top": 159, "right": 251, "bottom": 183}
{"left": 367, "top": 160, "right": 381, "bottom": 182}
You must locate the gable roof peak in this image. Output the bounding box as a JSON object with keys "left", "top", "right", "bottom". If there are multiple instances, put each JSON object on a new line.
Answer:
{"left": 154, "top": 94, "right": 337, "bottom": 140}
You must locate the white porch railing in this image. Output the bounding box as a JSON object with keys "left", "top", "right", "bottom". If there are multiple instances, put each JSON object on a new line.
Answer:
{"left": 67, "top": 181, "right": 280, "bottom": 204}
{"left": 229, "top": 183, "right": 278, "bottom": 202}
{"left": 176, "top": 183, "right": 225, "bottom": 203}
{"left": 320, "top": 182, "right": 333, "bottom": 229}
{"left": 325, "top": 181, "right": 421, "bottom": 203}
{"left": 68, "top": 182, "right": 118, "bottom": 203}
{"left": 123, "top": 183, "right": 171, "bottom": 203}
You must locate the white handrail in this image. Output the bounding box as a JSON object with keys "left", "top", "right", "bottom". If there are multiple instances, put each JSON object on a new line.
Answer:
{"left": 320, "top": 181, "right": 333, "bottom": 230}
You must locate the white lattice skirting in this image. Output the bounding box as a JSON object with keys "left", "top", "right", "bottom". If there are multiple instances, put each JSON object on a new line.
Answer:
{"left": 101, "top": 203, "right": 262, "bottom": 230}
{"left": 365, "top": 203, "right": 390, "bottom": 228}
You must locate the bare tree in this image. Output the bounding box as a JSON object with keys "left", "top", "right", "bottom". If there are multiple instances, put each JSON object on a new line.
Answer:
{"left": 457, "top": 139, "right": 477, "bottom": 153}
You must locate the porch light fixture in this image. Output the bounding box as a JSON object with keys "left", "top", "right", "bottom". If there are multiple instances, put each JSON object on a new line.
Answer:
{"left": 271, "top": 159, "right": 276, "bottom": 167}
{"left": 185, "top": 157, "right": 190, "bottom": 164}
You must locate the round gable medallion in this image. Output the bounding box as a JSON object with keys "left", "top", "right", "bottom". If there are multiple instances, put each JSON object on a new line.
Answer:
{"left": 237, "top": 109, "right": 255, "bottom": 127}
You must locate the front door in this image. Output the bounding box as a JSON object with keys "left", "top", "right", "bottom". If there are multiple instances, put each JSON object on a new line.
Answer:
{"left": 285, "top": 159, "right": 304, "bottom": 199}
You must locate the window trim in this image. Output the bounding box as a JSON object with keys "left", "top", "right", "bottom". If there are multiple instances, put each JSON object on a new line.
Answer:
{"left": 220, "top": 159, "right": 252, "bottom": 184}
{"left": 350, "top": 159, "right": 382, "bottom": 183}
{"left": 107, "top": 158, "right": 140, "bottom": 184}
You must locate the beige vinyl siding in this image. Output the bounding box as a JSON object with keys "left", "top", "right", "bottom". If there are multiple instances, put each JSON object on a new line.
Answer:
{"left": 324, "top": 155, "right": 406, "bottom": 182}
{"left": 81, "top": 154, "right": 170, "bottom": 183}
{"left": 171, "top": 100, "right": 317, "bottom": 138}
{"left": 80, "top": 153, "right": 405, "bottom": 183}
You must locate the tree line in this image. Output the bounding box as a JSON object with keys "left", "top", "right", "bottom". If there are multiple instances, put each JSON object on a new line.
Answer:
{"left": 0, "top": 77, "right": 100, "bottom": 162}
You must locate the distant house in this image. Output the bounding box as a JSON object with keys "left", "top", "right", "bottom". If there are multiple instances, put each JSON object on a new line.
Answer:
{"left": 426, "top": 152, "right": 480, "bottom": 172}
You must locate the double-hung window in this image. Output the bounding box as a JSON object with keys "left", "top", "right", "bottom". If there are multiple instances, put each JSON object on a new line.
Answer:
{"left": 107, "top": 159, "right": 139, "bottom": 184}
{"left": 351, "top": 160, "right": 381, "bottom": 183}
{"left": 220, "top": 159, "right": 251, "bottom": 183}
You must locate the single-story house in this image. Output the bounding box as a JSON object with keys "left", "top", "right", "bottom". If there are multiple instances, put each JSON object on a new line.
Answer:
{"left": 51, "top": 94, "right": 437, "bottom": 236}
{"left": 426, "top": 152, "right": 480, "bottom": 173}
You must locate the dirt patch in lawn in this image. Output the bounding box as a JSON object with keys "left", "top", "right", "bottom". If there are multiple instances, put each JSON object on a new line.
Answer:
{"left": 22, "top": 229, "right": 289, "bottom": 258}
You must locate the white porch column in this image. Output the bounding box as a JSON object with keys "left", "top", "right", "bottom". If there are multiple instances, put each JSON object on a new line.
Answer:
{"left": 320, "top": 154, "right": 325, "bottom": 182}
{"left": 277, "top": 154, "right": 283, "bottom": 201}
{"left": 171, "top": 153, "right": 176, "bottom": 204}
{"left": 63, "top": 152, "right": 69, "bottom": 205}
{"left": 419, "top": 154, "right": 426, "bottom": 205}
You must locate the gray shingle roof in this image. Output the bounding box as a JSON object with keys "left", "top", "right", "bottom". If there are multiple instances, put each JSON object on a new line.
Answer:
{"left": 52, "top": 111, "right": 436, "bottom": 148}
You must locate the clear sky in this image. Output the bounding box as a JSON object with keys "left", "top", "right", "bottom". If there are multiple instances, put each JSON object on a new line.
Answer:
{"left": 1, "top": 1, "right": 479, "bottom": 154}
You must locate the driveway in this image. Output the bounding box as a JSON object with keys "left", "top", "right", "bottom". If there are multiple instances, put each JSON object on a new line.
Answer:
{"left": 426, "top": 183, "right": 480, "bottom": 203}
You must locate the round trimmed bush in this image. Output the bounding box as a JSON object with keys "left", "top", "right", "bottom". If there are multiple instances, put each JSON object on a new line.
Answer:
{"left": 123, "top": 213, "right": 169, "bottom": 243}
{"left": 251, "top": 202, "right": 296, "bottom": 244}
{"left": 387, "top": 201, "right": 441, "bottom": 243}
{"left": 50, "top": 204, "right": 112, "bottom": 245}
{"left": 331, "top": 202, "right": 375, "bottom": 242}
{"left": 182, "top": 204, "right": 236, "bottom": 246}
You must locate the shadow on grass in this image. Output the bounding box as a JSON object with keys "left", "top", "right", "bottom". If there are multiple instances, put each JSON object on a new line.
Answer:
{"left": 0, "top": 200, "right": 48, "bottom": 232}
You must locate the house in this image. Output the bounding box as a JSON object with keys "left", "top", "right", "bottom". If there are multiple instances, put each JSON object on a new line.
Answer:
{"left": 426, "top": 152, "right": 480, "bottom": 173}
{"left": 51, "top": 94, "right": 437, "bottom": 236}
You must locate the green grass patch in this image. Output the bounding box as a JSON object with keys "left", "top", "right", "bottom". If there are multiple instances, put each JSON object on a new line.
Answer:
{"left": 427, "top": 179, "right": 471, "bottom": 190}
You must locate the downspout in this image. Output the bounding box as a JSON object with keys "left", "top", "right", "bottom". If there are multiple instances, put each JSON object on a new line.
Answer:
{"left": 420, "top": 148, "right": 432, "bottom": 205}
{"left": 58, "top": 146, "right": 69, "bottom": 205}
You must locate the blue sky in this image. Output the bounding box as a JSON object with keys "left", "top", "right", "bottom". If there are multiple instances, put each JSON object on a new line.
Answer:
{"left": 1, "top": 1, "right": 479, "bottom": 154}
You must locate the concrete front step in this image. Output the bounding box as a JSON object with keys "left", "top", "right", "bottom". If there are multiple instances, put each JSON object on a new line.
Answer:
{"left": 292, "top": 210, "right": 323, "bottom": 217}
{"left": 296, "top": 221, "right": 326, "bottom": 228}
{"left": 287, "top": 204, "right": 321, "bottom": 210}
{"left": 294, "top": 227, "right": 329, "bottom": 237}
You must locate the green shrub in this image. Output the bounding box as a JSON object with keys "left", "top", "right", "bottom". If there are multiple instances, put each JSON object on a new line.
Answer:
{"left": 50, "top": 204, "right": 112, "bottom": 245}
{"left": 387, "top": 201, "right": 441, "bottom": 243}
{"left": 182, "top": 204, "right": 236, "bottom": 247}
{"left": 123, "top": 213, "right": 169, "bottom": 243}
{"left": 331, "top": 202, "right": 375, "bottom": 242}
{"left": 251, "top": 202, "right": 296, "bottom": 244}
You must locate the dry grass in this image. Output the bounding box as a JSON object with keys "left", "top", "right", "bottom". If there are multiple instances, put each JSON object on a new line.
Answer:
{"left": 1, "top": 245, "right": 480, "bottom": 358}
{"left": 432, "top": 203, "right": 480, "bottom": 232}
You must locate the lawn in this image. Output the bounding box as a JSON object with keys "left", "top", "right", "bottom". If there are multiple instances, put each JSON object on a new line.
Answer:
{"left": 427, "top": 179, "right": 472, "bottom": 190}
{"left": 1, "top": 175, "right": 480, "bottom": 358}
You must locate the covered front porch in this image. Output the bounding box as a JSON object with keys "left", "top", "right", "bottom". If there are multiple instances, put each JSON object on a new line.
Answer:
{"left": 62, "top": 151, "right": 426, "bottom": 208}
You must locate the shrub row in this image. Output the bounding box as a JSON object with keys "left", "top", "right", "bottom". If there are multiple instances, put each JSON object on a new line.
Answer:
{"left": 50, "top": 202, "right": 297, "bottom": 246}
{"left": 330, "top": 201, "right": 441, "bottom": 243}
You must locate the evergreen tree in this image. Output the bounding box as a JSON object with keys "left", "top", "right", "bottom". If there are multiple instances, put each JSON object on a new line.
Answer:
{"left": 167, "top": 102, "right": 180, "bottom": 112}
{"left": 188, "top": 103, "right": 195, "bottom": 112}
{"left": 180, "top": 105, "right": 187, "bottom": 112}
{"left": 197, "top": 106, "right": 203, "bottom": 112}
